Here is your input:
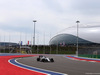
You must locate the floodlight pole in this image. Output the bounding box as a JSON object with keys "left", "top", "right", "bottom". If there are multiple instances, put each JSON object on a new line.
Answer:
{"left": 43, "top": 32, "right": 45, "bottom": 54}
{"left": 33, "top": 20, "right": 37, "bottom": 46}
{"left": 76, "top": 21, "right": 80, "bottom": 56}
{"left": 33, "top": 20, "right": 37, "bottom": 53}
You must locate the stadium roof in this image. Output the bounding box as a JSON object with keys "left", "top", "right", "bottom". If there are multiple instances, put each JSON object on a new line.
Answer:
{"left": 49, "top": 34, "right": 97, "bottom": 46}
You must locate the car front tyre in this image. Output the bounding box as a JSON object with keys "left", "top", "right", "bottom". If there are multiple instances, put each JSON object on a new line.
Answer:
{"left": 50, "top": 58, "right": 54, "bottom": 62}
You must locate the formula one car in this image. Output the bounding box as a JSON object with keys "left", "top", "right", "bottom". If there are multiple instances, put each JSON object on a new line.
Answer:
{"left": 37, "top": 55, "right": 54, "bottom": 62}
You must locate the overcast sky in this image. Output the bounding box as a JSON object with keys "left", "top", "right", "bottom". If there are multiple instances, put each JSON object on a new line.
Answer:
{"left": 0, "top": 0, "right": 100, "bottom": 45}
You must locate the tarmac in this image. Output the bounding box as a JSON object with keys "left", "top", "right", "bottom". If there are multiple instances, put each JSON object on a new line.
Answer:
{"left": 17, "top": 55, "right": 100, "bottom": 75}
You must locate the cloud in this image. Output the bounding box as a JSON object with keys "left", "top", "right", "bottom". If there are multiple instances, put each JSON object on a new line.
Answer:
{"left": 80, "top": 25, "right": 100, "bottom": 28}
{"left": 43, "top": 0, "right": 63, "bottom": 13}
{"left": 70, "top": 0, "right": 100, "bottom": 19}
{"left": 0, "top": 0, "right": 100, "bottom": 44}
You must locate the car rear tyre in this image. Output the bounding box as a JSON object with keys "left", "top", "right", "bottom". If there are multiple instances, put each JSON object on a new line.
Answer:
{"left": 37, "top": 58, "right": 40, "bottom": 61}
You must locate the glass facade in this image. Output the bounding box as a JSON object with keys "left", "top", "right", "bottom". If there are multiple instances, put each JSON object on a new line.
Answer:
{"left": 49, "top": 34, "right": 96, "bottom": 46}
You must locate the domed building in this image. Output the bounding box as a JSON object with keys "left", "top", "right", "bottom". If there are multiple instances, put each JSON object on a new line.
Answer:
{"left": 50, "top": 25, "right": 100, "bottom": 46}
{"left": 49, "top": 34, "right": 97, "bottom": 46}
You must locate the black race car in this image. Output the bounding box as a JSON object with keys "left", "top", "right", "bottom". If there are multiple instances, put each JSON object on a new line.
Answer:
{"left": 37, "top": 55, "right": 54, "bottom": 62}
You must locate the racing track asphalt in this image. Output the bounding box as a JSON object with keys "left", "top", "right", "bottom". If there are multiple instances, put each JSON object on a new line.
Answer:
{"left": 17, "top": 55, "right": 100, "bottom": 75}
